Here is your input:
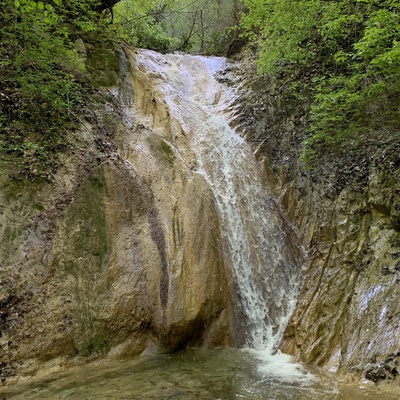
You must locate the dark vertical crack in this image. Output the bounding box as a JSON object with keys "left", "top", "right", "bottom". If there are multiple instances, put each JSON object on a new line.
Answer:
{"left": 148, "top": 208, "right": 169, "bottom": 307}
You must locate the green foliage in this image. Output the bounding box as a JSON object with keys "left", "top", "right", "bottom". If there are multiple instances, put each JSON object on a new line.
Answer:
{"left": 114, "top": 0, "right": 173, "bottom": 51}
{"left": 241, "top": 0, "right": 320, "bottom": 70}
{"left": 113, "top": 0, "right": 243, "bottom": 54}
{"left": 161, "top": 0, "right": 243, "bottom": 54}
{"left": 240, "top": 0, "right": 400, "bottom": 165}
{"left": 0, "top": 0, "right": 113, "bottom": 177}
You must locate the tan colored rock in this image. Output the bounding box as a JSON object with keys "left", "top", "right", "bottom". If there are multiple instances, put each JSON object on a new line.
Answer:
{"left": 0, "top": 49, "right": 237, "bottom": 383}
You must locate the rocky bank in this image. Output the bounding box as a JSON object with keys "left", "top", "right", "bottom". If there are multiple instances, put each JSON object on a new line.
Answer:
{"left": 236, "top": 50, "right": 400, "bottom": 385}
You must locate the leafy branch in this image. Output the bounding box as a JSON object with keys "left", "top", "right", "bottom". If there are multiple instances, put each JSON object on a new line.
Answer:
{"left": 240, "top": 0, "right": 400, "bottom": 165}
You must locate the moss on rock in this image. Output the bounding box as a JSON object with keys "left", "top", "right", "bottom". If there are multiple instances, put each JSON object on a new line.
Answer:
{"left": 86, "top": 46, "right": 119, "bottom": 87}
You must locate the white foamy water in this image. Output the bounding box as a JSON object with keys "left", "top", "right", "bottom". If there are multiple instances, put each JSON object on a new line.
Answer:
{"left": 129, "top": 49, "right": 309, "bottom": 380}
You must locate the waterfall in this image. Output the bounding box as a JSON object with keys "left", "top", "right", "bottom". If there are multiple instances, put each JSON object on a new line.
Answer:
{"left": 128, "top": 49, "right": 303, "bottom": 353}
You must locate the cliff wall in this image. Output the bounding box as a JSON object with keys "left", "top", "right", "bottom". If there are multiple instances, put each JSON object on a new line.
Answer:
{"left": 1, "top": 44, "right": 399, "bottom": 387}
{"left": 238, "top": 51, "right": 400, "bottom": 384}
{"left": 0, "top": 46, "right": 238, "bottom": 383}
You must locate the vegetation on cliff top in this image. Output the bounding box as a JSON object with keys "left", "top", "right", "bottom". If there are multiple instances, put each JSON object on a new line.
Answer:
{"left": 240, "top": 0, "right": 400, "bottom": 165}
{"left": 0, "top": 0, "right": 116, "bottom": 177}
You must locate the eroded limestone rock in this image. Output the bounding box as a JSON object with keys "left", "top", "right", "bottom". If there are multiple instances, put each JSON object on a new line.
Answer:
{"left": 0, "top": 71, "right": 235, "bottom": 384}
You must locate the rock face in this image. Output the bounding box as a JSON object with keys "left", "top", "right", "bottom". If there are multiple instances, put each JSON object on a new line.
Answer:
{"left": 281, "top": 170, "right": 400, "bottom": 381}
{"left": 237, "top": 51, "right": 400, "bottom": 384}
{"left": 0, "top": 47, "right": 237, "bottom": 382}
{"left": 281, "top": 176, "right": 400, "bottom": 379}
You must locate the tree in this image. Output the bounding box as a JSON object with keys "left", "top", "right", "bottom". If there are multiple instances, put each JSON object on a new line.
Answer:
{"left": 113, "top": 0, "right": 243, "bottom": 54}
{"left": 113, "top": 0, "right": 173, "bottom": 51}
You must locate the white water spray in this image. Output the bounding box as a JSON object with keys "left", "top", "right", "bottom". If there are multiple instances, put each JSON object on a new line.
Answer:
{"left": 128, "top": 49, "right": 305, "bottom": 358}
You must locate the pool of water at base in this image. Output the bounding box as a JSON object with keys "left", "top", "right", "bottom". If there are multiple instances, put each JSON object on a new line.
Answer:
{"left": 0, "top": 348, "right": 398, "bottom": 400}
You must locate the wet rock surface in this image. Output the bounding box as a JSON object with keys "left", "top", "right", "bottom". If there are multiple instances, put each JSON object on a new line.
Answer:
{"left": 365, "top": 353, "right": 400, "bottom": 383}
{"left": 235, "top": 50, "right": 400, "bottom": 384}
{"left": 0, "top": 46, "right": 237, "bottom": 384}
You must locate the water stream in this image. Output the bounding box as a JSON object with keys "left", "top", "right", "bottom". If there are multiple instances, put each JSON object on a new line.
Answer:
{"left": 1, "top": 349, "right": 397, "bottom": 399}
{"left": 129, "top": 49, "right": 303, "bottom": 354}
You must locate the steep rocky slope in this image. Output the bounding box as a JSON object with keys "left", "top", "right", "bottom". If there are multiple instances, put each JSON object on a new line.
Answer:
{"left": 237, "top": 50, "right": 400, "bottom": 385}
{"left": 0, "top": 45, "right": 240, "bottom": 384}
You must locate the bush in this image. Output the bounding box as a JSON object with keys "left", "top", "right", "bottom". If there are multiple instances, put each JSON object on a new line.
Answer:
{"left": 240, "top": 0, "right": 400, "bottom": 165}
{"left": 0, "top": 0, "right": 113, "bottom": 177}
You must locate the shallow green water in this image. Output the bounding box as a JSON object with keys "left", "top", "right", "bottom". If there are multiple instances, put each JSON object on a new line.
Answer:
{"left": 0, "top": 349, "right": 398, "bottom": 400}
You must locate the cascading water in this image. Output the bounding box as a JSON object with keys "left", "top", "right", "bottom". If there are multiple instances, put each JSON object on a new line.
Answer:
{"left": 129, "top": 49, "right": 303, "bottom": 354}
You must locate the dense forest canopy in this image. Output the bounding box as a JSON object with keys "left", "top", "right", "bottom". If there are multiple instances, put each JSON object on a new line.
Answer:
{"left": 1, "top": 0, "right": 399, "bottom": 176}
